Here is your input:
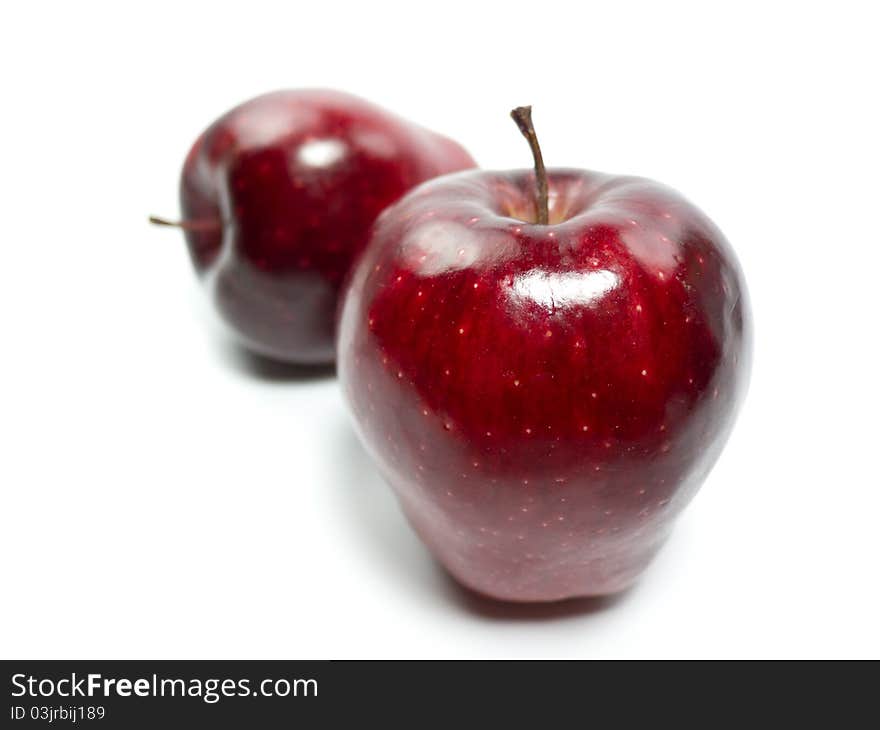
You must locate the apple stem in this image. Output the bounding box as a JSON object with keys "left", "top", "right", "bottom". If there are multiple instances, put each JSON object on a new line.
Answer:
{"left": 510, "top": 106, "right": 549, "bottom": 225}
{"left": 148, "top": 215, "right": 221, "bottom": 232}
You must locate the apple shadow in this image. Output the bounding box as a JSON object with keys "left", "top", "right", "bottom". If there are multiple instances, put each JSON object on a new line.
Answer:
{"left": 331, "top": 420, "right": 452, "bottom": 599}
{"left": 186, "top": 279, "right": 336, "bottom": 383}
{"left": 332, "top": 420, "right": 632, "bottom": 622}
{"left": 216, "top": 339, "right": 336, "bottom": 383}
{"left": 443, "top": 577, "right": 632, "bottom": 622}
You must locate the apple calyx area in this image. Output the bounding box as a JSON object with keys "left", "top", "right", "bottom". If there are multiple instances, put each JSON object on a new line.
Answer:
{"left": 510, "top": 105, "right": 549, "bottom": 225}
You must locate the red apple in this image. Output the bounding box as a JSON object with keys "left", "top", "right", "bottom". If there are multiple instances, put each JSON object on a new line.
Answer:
{"left": 153, "top": 89, "right": 476, "bottom": 365}
{"left": 337, "top": 107, "right": 750, "bottom": 602}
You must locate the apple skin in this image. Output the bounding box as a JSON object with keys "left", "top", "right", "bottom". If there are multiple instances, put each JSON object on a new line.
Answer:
{"left": 178, "top": 89, "right": 476, "bottom": 364}
{"left": 337, "top": 169, "right": 751, "bottom": 601}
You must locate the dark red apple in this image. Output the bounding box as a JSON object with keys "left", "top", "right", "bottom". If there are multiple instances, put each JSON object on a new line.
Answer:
{"left": 153, "top": 89, "right": 476, "bottom": 364}
{"left": 337, "top": 107, "right": 750, "bottom": 601}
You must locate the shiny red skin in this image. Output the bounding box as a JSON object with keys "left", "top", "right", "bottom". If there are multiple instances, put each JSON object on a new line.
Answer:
{"left": 338, "top": 169, "right": 751, "bottom": 602}
{"left": 179, "top": 90, "right": 476, "bottom": 364}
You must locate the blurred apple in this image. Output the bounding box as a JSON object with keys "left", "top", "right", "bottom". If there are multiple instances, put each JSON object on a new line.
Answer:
{"left": 154, "top": 89, "right": 475, "bottom": 364}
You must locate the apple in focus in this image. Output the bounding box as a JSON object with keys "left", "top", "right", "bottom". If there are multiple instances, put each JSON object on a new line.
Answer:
{"left": 337, "top": 108, "right": 750, "bottom": 601}
{"left": 157, "top": 89, "right": 476, "bottom": 364}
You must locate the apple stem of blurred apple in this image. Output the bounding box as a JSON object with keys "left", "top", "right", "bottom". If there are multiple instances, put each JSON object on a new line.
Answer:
{"left": 510, "top": 106, "right": 549, "bottom": 225}
{"left": 148, "top": 215, "right": 222, "bottom": 232}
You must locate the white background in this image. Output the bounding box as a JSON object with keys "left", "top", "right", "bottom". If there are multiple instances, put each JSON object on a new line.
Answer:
{"left": 2, "top": 0, "right": 878, "bottom": 659}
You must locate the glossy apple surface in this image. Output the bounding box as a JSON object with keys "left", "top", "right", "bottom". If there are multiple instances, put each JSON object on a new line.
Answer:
{"left": 177, "top": 89, "right": 476, "bottom": 364}
{"left": 338, "top": 168, "right": 750, "bottom": 601}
